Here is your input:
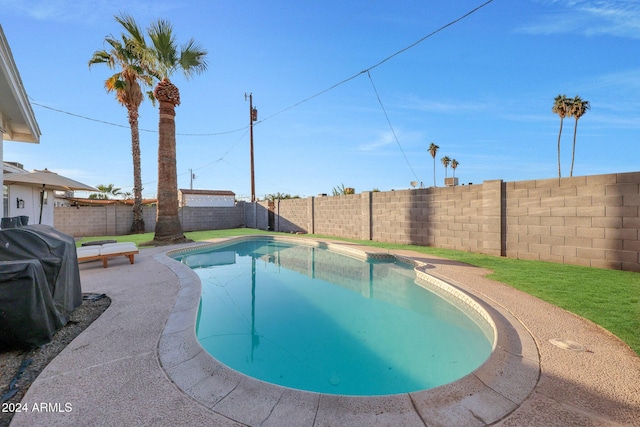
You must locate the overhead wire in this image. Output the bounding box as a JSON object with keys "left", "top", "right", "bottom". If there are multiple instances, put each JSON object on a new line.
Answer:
{"left": 367, "top": 70, "right": 420, "bottom": 183}
{"left": 29, "top": 0, "right": 493, "bottom": 135}
{"left": 29, "top": 99, "right": 248, "bottom": 136}
{"left": 364, "top": 0, "right": 493, "bottom": 72}
{"left": 257, "top": 0, "right": 494, "bottom": 123}
{"left": 176, "top": 128, "right": 250, "bottom": 189}
{"left": 28, "top": 1, "right": 494, "bottom": 192}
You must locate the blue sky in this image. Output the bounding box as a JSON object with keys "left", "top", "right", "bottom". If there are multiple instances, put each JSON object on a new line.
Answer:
{"left": 2, "top": 0, "right": 639, "bottom": 199}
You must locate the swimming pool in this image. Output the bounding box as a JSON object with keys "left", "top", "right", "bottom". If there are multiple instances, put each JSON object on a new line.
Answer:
{"left": 173, "top": 238, "right": 494, "bottom": 396}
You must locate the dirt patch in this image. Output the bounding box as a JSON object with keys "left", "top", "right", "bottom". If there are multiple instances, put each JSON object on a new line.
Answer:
{"left": 0, "top": 295, "right": 110, "bottom": 427}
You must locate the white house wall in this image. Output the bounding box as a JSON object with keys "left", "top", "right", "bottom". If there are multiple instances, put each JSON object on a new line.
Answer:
{"left": 0, "top": 25, "right": 40, "bottom": 144}
{"left": 7, "top": 184, "right": 53, "bottom": 226}
{"left": 1, "top": 137, "right": 3, "bottom": 217}
{"left": 0, "top": 24, "right": 41, "bottom": 220}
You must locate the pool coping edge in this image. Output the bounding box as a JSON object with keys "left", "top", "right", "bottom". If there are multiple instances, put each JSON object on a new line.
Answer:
{"left": 156, "top": 235, "right": 540, "bottom": 426}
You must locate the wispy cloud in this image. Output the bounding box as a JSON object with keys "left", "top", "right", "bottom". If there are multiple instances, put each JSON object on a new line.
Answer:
{"left": 358, "top": 130, "right": 397, "bottom": 151}
{"left": 358, "top": 129, "right": 424, "bottom": 152}
{"left": 575, "top": 68, "right": 640, "bottom": 125}
{"left": 593, "top": 68, "right": 640, "bottom": 91}
{"left": 0, "top": 0, "right": 180, "bottom": 23}
{"left": 395, "top": 94, "right": 492, "bottom": 114}
{"left": 518, "top": 0, "right": 640, "bottom": 39}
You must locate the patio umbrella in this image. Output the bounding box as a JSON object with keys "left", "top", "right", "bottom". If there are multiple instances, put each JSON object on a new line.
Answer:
{"left": 3, "top": 169, "right": 97, "bottom": 224}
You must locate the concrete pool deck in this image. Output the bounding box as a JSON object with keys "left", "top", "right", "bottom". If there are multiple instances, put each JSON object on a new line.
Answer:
{"left": 10, "top": 236, "right": 640, "bottom": 426}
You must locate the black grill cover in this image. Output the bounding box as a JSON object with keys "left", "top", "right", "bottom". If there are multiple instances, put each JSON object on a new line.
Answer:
{"left": 0, "top": 225, "right": 82, "bottom": 349}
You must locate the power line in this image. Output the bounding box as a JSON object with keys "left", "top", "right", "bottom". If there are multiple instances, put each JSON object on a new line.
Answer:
{"left": 29, "top": 100, "right": 248, "bottom": 136}
{"left": 117, "top": 128, "right": 250, "bottom": 193}
{"left": 365, "top": 0, "right": 493, "bottom": 72}
{"left": 260, "top": 0, "right": 494, "bottom": 122}
{"left": 29, "top": 1, "right": 494, "bottom": 135}
{"left": 177, "top": 128, "right": 250, "bottom": 189}
{"left": 367, "top": 70, "right": 420, "bottom": 183}
{"left": 31, "top": 101, "right": 138, "bottom": 130}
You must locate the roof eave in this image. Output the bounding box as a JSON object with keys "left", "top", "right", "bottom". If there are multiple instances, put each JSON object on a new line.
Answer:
{"left": 0, "top": 25, "right": 41, "bottom": 144}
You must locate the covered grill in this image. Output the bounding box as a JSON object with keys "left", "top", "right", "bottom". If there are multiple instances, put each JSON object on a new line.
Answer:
{"left": 0, "top": 225, "right": 82, "bottom": 349}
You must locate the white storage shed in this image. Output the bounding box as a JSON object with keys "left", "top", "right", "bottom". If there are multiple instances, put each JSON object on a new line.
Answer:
{"left": 178, "top": 189, "right": 236, "bottom": 207}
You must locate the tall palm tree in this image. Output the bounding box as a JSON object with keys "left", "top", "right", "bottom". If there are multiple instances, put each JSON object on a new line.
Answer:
{"left": 428, "top": 142, "right": 439, "bottom": 187}
{"left": 136, "top": 19, "right": 208, "bottom": 244}
{"left": 552, "top": 94, "right": 571, "bottom": 178}
{"left": 568, "top": 96, "right": 590, "bottom": 177}
{"left": 441, "top": 156, "right": 451, "bottom": 179}
{"left": 451, "top": 159, "right": 459, "bottom": 178}
{"left": 89, "top": 13, "right": 153, "bottom": 233}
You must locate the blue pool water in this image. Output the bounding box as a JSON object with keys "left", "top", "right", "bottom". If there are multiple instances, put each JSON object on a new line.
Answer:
{"left": 174, "top": 239, "right": 493, "bottom": 396}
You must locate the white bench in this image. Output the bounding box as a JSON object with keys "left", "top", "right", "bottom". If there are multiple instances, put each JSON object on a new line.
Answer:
{"left": 76, "top": 242, "right": 139, "bottom": 268}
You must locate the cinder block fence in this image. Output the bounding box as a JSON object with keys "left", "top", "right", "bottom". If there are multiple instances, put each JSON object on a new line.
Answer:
{"left": 267, "top": 172, "right": 640, "bottom": 272}
{"left": 55, "top": 172, "right": 640, "bottom": 272}
{"left": 55, "top": 204, "right": 246, "bottom": 237}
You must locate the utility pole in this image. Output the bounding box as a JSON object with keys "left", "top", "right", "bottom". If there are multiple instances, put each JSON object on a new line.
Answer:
{"left": 245, "top": 93, "right": 258, "bottom": 202}
{"left": 189, "top": 169, "right": 195, "bottom": 190}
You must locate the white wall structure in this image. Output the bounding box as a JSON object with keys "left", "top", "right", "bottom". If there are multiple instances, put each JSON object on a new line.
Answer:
{"left": 178, "top": 189, "right": 236, "bottom": 207}
{"left": 0, "top": 24, "right": 41, "bottom": 222}
{"left": 5, "top": 183, "right": 54, "bottom": 226}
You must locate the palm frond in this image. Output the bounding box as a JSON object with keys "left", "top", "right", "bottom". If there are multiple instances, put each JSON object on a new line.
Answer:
{"left": 179, "top": 39, "right": 208, "bottom": 79}
{"left": 104, "top": 74, "right": 122, "bottom": 92}
{"left": 148, "top": 19, "right": 178, "bottom": 78}
{"left": 115, "top": 13, "right": 147, "bottom": 48}
{"left": 145, "top": 90, "right": 157, "bottom": 106}
{"left": 428, "top": 142, "right": 439, "bottom": 158}
{"left": 569, "top": 95, "right": 590, "bottom": 119}
{"left": 552, "top": 94, "right": 571, "bottom": 117}
{"left": 88, "top": 50, "right": 113, "bottom": 68}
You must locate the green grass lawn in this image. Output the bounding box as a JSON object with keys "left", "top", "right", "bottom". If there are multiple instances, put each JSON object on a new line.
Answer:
{"left": 76, "top": 228, "right": 640, "bottom": 356}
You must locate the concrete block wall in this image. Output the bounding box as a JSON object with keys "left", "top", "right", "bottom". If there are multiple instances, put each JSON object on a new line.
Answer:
{"left": 243, "top": 202, "right": 256, "bottom": 229}
{"left": 143, "top": 208, "right": 157, "bottom": 233}
{"left": 431, "top": 184, "right": 484, "bottom": 252}
{"left": 55, "top": 206, "right": 113, "bottom": 237}
{"left": 314, "top": 194, "right": 363, "bottom": 239}
{"left": 55, "top": 205, "right": 154, "bottom": 236}
{"left": 504, "top": 173, "right": 640, "bottom": 271}
{"left": 371, "top": 190, "right": 413, "bottom": 244}
{"left": 256, "top": 201, "right": 269, "bottom": 230}
{"left": 273, "top": 198, "right": 309, "bottom": 233}
{"left": 55, "top": 204, "right": 244, "bottom": 237}
{"left": 368, "top": 185, "right": 485, "bottom": 251}
{"left": 270, "top": 172, "right": 640, "bottom": 272}
{"left": 179, "top": 205, "right": 244, "bottom": 232}
{"left": 481, "top": 180, "right": 504, "bottom": 257}
{"left": 53, "top": 171, "right": 640, "bottom": 271}
{"left": 243, "top": 201, "right": 269, "bottom": 230}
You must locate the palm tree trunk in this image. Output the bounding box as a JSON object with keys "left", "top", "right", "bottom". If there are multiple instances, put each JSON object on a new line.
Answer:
{"left": 557, "top": 117, "right": 564, "bottom": 178}
{"left": 153, "top": 79, "right": 188, "bottom": 244}
{"left": 128, "top": 108, "right": 145, "bottom": 233}
{"left": 570, "top": 119, "right": 578, "bottom": 177}
{"left": 433, "top": 158, "right": 436, "bottom": 187}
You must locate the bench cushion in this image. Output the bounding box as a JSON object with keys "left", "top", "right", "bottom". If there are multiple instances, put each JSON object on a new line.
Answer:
{"left": 76, "top": 246, "right": 101, "bottom": 258}
{"left": 99, "top": 243, "right": 138, "bottom": 255}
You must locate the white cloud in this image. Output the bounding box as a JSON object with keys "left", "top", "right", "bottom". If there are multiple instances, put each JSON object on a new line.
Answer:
{"left": 594, "top": 68, "right": 640, "bottom": 91}
{"left": 395, "top": 94, "right": 491, "bottom": 114}
{"left": 518, "top": 0, "right": 640, "bottom": 39}
{"left": 358, "top": 130, "right": 396, "bottom": 151}
{"left": 357, "top": 128, "right": 426, "bottom": 152}
{"left": 0, "top": 0, "right": 181, "bottom": 23}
